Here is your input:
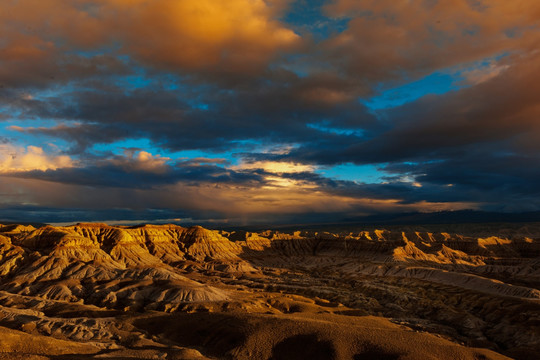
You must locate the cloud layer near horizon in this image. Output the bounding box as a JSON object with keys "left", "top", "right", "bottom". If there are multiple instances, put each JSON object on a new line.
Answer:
{"left": 1, "top": 0, "right": 540, "bottom": 225}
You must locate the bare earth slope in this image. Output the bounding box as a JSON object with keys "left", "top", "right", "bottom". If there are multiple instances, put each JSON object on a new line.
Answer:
{"left": 0, "top": 222, "right": 539, "bottom": 359}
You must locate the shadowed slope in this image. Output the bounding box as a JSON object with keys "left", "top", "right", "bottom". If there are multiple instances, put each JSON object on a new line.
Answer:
{"left": 135, "top": 312, "right": 510, "bottom": 360}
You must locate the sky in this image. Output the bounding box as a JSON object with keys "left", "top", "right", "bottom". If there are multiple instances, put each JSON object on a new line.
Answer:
{"left": 1, "top": 0, "right": 540, "bottom": 226}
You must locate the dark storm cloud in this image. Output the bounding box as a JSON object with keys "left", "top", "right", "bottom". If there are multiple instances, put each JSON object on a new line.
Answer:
{"left": 11, "top": 74, "right": 376, "bottom": 154}
{"left": 4, "top": 158, "right": 266, "bottom": 189}
{"left": 276, "top": 170, "right": 458, "bottom": 203}
{"left": 384, "top": 153, "right": 540, "bottom": 201}
{"left": 280, "top": 50, "right": 540, "bottom": 165}
{"left": 275, "top": 168, "right": 540, "bottom": 212}
{"left": 249, "top": 50, "right": 540, "bottom": 205}
{"left": 0, "top": 50, "right": 130, "bottom": 90}
{"left": 0, "top": 204, "right": 190, "bottom": 224}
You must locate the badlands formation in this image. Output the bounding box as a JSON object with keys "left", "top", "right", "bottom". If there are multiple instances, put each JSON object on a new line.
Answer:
{"left": 0, "top": 223, "right": 539, "bottom": 359}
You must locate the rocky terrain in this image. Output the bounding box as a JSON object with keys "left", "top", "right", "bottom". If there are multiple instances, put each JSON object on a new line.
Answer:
{"left": 0, "top": 222, "right": 539, "bottom": 359}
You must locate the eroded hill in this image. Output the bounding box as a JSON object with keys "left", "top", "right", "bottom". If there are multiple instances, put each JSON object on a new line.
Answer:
{"left": 0, "top": 222, "right": 539, "bottom": 359}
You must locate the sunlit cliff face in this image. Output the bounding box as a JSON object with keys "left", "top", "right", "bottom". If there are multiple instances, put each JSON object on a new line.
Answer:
{"left": 1, "top": 0, "right": 540, "bottom": 224}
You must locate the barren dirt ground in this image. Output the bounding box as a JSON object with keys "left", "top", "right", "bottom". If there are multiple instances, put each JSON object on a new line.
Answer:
{"left": 0, "top": 222, "right": 539, "bottom": 359}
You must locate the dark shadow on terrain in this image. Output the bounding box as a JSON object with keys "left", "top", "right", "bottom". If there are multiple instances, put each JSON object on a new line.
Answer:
{"left": 353, "top": 345, "right": 401, "bottom": 360}
{"left": 133, "top": 312, "right": 248, "bottom": 357}
{"left": 270, "top": 334, "right": 335, "bottom": 360}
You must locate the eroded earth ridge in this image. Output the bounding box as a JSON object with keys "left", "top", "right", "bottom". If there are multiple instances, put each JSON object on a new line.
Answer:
{"left": 0, "top": 222, "right": 539, "bottom": 359}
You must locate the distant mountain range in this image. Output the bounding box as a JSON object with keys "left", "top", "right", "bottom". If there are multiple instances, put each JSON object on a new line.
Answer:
{"left": 3, "top": 210, "right": 540, "bottom": 232}
{"left": 223, "top": 210, "right": 540, "bottom": 232}
{"left": 344, "top": 210, "right": 540, "bottom": 225}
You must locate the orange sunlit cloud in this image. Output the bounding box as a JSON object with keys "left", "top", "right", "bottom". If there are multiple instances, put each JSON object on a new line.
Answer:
{"left": 0, "top": 145, "right": 73, "bottom": 173}
{"left": 323, "top": 0, "right": 540, "bottom": 81}
{"left": 0, "top": 0, "right": 301, "bottom": 82}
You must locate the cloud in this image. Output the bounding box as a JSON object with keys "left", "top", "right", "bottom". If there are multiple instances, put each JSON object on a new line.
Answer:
{"left": 0, "top": 0, "right": 127, "bottom": 89}
{"left": 2, "top": 1, "right": 540, "bottom": 224}
{"left": 0, "top": 172, "right": 476, "bottom": 225}
{"left": 322, "top": 0, "right": 540, "bottom": 84}
{"left": 277, "top": 47, "right": 540, "bottom": 164}
{"left": 232, "top": 48, "right": 540, "bottom": 213}
{"left": 111, "top": 0, "right": 301, "bottom": 74}
{"left": 0, "top": 0, "right": 301, "bottom": 89}
{"left": 2, "top": 150, "right": 264, "bottom": 189}
{"left": 0, "top": 145, "right": 73, "bottom": 173}
{"left": 0, "top": 147, "right": 480, "bottom": 224}
{"left": 461, "top": 62, "right": 510, "bottom": 85}
{"left": 7, "top": 76, "right": 376, "bottom": 155}
{"left": 109, "top": 150, "right": 170, "bottom": 174}
{"left": 233, "top": 160, "right": 315, "bottom": 174}
{"left": 177, "top": 158, "right": 230, "bottom": 166}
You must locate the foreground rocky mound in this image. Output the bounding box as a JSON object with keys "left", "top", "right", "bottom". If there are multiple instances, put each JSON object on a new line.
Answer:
{"left": 0, "top": 222, "right": 539, "bottom": 359}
